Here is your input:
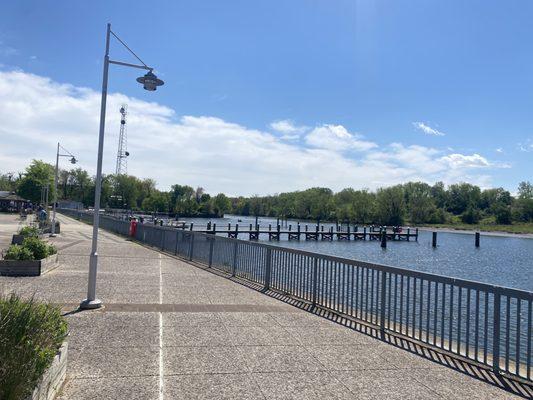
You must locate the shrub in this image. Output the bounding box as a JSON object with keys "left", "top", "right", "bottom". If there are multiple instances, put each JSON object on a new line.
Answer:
{"left": 18, "top": 226, "right": 39, "bottom": 238}
{"left": 461, "top": 207, "right": 481, "bottom": 224}
{"left": 47, "top": 243, "right": 57, "bottom": 255}
{"left": 493, "top": 204, "right": 512, "bottom": 225}
{"left": 4, "top": 245, "right": 35, "bottom": 261}
{"left": 3, "top": 237, "right": 57, "bottom": 261}
{"left": 0, "top": 294, "right": 68, "bottom": 400}
{"left": 21, "top": 237, "right": 50, "bottom": 260}
{"left": 428, "top": 208, "right": 448, "bottom": 224}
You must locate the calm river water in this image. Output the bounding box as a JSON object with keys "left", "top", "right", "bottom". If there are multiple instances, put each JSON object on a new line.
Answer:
{"left": 172, "top": 214, "right": 533, "bottom": 292}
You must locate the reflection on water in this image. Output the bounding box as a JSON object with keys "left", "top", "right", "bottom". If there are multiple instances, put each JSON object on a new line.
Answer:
{"left": 174, "top": 214, "right": 533, "bottom": 291}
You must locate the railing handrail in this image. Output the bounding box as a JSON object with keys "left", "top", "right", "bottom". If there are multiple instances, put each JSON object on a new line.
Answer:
{"left": 70, "top": 209, "right": 533, "bottom": 299}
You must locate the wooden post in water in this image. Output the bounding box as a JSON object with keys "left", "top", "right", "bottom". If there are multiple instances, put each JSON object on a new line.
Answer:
{"left": 475, "top": 232, "right": 480, "bottom": 247}
{"left": 381, "top": 230, "right": 387, "bottom": 248}
{"left": 190, "top": 223, "right": 194, "bottom": 231}
{"left": 213, "top": 223, "right": 216, "bottom": 233}
{"left": 432, "top": 232, "right": 437, "bottom": 248}
{"left": 363, "top": 226, "right": 367, "bottom": 240}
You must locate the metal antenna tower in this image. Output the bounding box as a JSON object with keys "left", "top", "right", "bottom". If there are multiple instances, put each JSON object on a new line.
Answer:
{"left": 115, "top": 104, "right": 129, "bottom": 175}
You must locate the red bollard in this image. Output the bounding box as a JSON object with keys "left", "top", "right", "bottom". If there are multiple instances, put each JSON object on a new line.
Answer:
{"left": 129, "top": 219, "right": 138, "bottom": 237}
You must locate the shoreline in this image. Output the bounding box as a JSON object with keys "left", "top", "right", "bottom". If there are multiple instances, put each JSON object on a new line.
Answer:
{"left": 417, "top": 226, "right": 533, "bottom": 239}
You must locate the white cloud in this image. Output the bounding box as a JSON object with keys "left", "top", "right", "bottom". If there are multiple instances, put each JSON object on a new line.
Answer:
{"left": 439, "top": 153, "right": 490, "bottom": 168}
{"left": 270, "top": 119, "right": 308, "bottom": 136}
{"left": 518, "top": 140, "right": 533, "bottom": 152}
{"left": 0, "top": 69, "right": 505, "bottom": 195}
{"left": 495, "top": 148, "right": 503, "bottom": 153}
{"left": 413, "top": 121, "right": 445, "bottom": 136}
{"left": 305, "top": 124, "right": 377, "bottom": 152}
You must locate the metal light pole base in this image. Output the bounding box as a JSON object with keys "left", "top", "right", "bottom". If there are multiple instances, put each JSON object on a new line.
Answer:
{"left": 79, "top": 298, "right": 103, "bottom": 310}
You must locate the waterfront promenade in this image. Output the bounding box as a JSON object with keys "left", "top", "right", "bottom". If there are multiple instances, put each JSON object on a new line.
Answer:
{"left": 0, "top": 213, "right": 530, "bottom": 399}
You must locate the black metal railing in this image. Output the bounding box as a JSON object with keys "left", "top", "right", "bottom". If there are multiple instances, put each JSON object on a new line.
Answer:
{"left": 59, "top": 209, "right": 532, "bottom": 381}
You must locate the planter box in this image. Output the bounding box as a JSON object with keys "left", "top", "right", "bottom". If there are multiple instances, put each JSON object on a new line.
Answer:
{"left": 25, "top": 341, "right": 68, "bottom": 400}
{"left": 0, "top": 254, "right": 59, "bottom": 276}
{"left": 12, "top": 234, "right": 24, "bottom": 245}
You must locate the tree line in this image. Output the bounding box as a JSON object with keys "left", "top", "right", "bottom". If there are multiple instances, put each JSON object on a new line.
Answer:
{"left": 1, "top": 160, "right": 532, "bottom": 225}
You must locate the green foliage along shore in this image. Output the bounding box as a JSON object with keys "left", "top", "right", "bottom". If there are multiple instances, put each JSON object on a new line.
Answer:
{"left": 1, "top": 160, "right": 532, "bottom": 228}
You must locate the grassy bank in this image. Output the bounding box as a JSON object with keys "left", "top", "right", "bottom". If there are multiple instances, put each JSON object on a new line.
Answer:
{"left": 419, "top": 221, "right": 533, "bottom": 235}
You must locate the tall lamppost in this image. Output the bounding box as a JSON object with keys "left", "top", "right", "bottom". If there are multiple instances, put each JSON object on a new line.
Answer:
{"left": 81, "top": 23, "right": 164, "bottom": 310}
{"left": 50, "top": 143, "right": 77, "bottom": 237}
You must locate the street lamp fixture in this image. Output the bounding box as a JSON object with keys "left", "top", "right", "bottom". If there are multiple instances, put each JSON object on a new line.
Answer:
{"left": 80, "top": 23, "right": 164, "bottom": 310}
{"left": 137, "top": 70, "right": 164, "bottom": 91}
{"left": 51, "top": 143, "right": 77, "bottom": 237}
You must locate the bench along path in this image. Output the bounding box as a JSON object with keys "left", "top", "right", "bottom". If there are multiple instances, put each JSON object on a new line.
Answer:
{"left": 0, "top": 214, "right": 528, "bottom": 399}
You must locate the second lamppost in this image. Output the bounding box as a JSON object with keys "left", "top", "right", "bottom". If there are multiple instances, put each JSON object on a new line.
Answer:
{"left": 50, "top": 143, "right": 77, "bottom": 237}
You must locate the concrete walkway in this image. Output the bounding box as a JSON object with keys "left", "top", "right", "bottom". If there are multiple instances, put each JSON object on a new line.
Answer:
{"left": 0, "top": 214, "right": 529, "bottom": 399}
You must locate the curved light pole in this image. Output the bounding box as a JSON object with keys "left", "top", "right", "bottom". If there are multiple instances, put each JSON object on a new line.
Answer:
{"left": 50, "top": 143, "right": 77, "bottom": 237}
{"left": 81, "top": 23, "right": 164, "bottom": 310}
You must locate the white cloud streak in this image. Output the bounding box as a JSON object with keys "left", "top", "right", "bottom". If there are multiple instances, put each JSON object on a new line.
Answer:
{"left": 413, "top": 121, "right": 445, "bottom": 136}
{"left": 0, "top": 70, "right": 504, "bottom": 195}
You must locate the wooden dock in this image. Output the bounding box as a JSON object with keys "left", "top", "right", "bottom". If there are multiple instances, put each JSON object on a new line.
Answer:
{"left": 178, "top": 222, "right": 418, "bottom": 242}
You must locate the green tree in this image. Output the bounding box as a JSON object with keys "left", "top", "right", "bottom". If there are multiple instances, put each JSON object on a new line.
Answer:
{"left": 0, "top": 172, "right": 18, "bottom": 192}
{"left": 518, "top": 181, "right": 533, "bottom": 200}
{"left": 17, "top": 160, "right": 55, "bottom": 203}
{"left": 351, "top": 190, "right": 375, "bottom": 224}
{"left": 142, "top": 191, "right": 169, "bottom": 212}
{"left": 375, "top": 185, "right": 405, "bottom": 225}
{"left": 448, "top": 183, "right": 481, "bottom": 214}
{"left": 403, "top": 182, "right": 436, "bottom": 224}
{"left": 213, "top": 193, "right": 231, "bottom": 217}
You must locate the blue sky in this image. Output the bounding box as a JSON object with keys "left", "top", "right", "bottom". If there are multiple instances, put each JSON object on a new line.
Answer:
{"left": 0, "top": 1, "right": 531, "bottom": 195}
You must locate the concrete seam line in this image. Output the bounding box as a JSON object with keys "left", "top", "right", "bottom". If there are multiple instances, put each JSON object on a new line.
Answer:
{"left": 159, "top": 253, "right": 164, "bottom": 400}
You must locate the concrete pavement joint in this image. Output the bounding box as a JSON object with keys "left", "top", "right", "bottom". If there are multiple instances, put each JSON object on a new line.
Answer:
{"left": 158, "top": 253, "right": 164, "bottom": 400}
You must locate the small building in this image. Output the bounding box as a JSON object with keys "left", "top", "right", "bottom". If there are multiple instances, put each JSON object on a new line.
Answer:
{"left": 0, "top": 191, "right": 31, "bottom": 212}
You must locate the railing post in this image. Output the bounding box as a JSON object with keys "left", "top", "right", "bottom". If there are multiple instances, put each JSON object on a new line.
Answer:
{"left": 189, "top": 233, "right": 195, "bottom": 261}
{"left": 380, "top": 270, "right": 387, "bottom": 339}
{"left": 493, "top": 290, "right": 501, "bottom": 373}
{"left": 161, "top": 229, "right": 165, "bottom": 251}
{"left": 174, "top": 230, "right": 179, "bottom": 255}
{"left": 232, "top": 240, "right": 238, "bottom": 277}
{"left": 263, "top": 247, "right": 272, "bottom": 290}
{"left": 312, "top": 257, "right": 318, "bottom": 307}
{"left": 208, "top": 237, "right": 214, "bottom": 268}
